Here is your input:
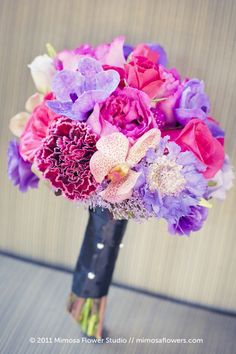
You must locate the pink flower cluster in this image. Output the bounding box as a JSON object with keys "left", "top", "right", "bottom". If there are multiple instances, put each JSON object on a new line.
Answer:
{"left": 8, "top": 37, "right": 233, "bottom": 234}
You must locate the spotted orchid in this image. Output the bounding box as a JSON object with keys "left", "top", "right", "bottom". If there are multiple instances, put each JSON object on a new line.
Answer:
{"left": 90, "top": 129, "right": 161, "bottom": 203}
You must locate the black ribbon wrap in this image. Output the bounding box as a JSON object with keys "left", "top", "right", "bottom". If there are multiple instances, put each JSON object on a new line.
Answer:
{"left": 72, "top": 207, "right": 128, "bottom": 298}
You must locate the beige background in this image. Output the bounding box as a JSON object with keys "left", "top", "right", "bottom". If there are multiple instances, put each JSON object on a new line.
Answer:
{"left": 0, "top": 0, "right": 236, "bottom": 311}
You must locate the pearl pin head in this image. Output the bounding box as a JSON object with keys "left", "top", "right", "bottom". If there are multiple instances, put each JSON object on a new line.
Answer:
{"left": 88, "top": 272, "right": 95, "bottom": 279}
{"left": 97, "top": 243, "right": 104, "bottom": 250}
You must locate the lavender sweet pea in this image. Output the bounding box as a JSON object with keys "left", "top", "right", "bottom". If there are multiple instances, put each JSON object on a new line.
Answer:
{"left": 175, "top": 79, "right": 210, "bottom": 125}
{"left": 8, "top": 140, "right": 39, "bottom": 192}
{"left": 168, "top": 205, "right": 208, "bottom": 236}
{"left": 47, "top": 57, "right": 120, "bottom": 121}
{"left": 175, "top": 79, "right": 225, "bottom": 138}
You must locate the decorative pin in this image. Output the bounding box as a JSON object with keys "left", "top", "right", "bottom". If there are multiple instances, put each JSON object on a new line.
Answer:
{"left": 97, "top": 243, "right": 104, "bottom": 250}
{"left": 88, "top": 272, "right": 95, "bottom": 279}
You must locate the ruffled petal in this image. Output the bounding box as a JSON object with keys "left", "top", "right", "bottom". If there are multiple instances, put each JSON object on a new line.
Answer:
{"left": 126, "top": 128, "right": 161, "bottom": 166}
{"left": 100, "top": 170, "right": 141, "bottom": 203}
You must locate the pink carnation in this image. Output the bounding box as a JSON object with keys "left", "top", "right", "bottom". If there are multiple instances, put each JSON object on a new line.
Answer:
{"left": 20, "top": 93, "right": 60, "bottom": 162}
{"left": 35, "top": 117, "right": 98, "bottom": 200}
{"left": 98, "top": 87, "right": 153, "bottom": 142}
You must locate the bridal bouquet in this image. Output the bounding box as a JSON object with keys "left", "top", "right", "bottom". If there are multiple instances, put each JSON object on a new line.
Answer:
{"left": 8, "top": 37, "right": 233, "bottom": 337}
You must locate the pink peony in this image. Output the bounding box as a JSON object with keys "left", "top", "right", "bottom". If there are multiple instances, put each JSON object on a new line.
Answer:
{"left": 98, "top": 87, "right": 154, "bottom": 142}
{"left": 35, "top": 117, "right": 98, "bottom": 200}
{"left": 19, "top": 93, "right": 60, "bottom": 162}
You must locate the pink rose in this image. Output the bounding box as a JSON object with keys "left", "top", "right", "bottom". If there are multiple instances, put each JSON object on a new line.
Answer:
{"left": 125, "top": 56, "right": 161, "bottom": 99}
{"left": 20, "top": 93, "right": 60, "bottom": 162}
{"left": 125, "top": 56, "right": 181, "bottom": 100}
{"left": 130, "top": 43, "right": 159, "bottom": 63}
{"left": 175, "top": 119, "right": 225, "bottom": 178}
{"left": 125, "top": 57, "right": 182, "bottom": 125}
{"left": 98, "top": 87, "right": 154, "bottom": 142}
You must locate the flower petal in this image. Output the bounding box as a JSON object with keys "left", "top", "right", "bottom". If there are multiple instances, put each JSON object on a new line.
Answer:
{"left": 100, "top": 170, "right": 141, "bottom": 203}
{"left": 46, "top": 100, "right": 74, "bottom": 117}
{"left": 90, "top": 151, "right": 115, "bottom": 183}
{"left": 126, "top": 128, "right": 161, "bottom": 166}
{"left": 77, "top": 57, "right": 102, "bottom": 77}
{"left": 96, "top": 132, "right": 129, "bottom": 162}
{"left": 86, "top": 104, "right": 119, "bottom": 136}
{"left": 9, "top": 112, "right": 30, "bottom": 137}
{"left": 72, "top": 90, "right": 107, "bottom": 114}
{"left": 25, "top": 93, "right": 44, "bottom": 112}
{"left": 96, "top": 36, "right": 126, "bottom": 68}
{"left": 52, "top": 70, "right": 85, "bottom": 101}
{"left": 95, "top": 69, "right": 120, "bottom": 95}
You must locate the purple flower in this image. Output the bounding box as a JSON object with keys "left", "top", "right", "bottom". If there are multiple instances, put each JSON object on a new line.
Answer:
{"left": 175, "top": 79, "right": 210, "bottom": 125}
{"left": 134, "top": 137, "right": 207, "bottom": 235}
{"left": 174, "top": 79, "right": 225, "bottom": 138}
{"left": 168, "top": 205, "right": 208, "bottom": 236}
{"left": 123, "top": 45, "right": 133, "bottom": 59}
{"left": 7, "top": 140, "right": 39, "bottom": 192}
{"left": 47, "top": 57, "right": 120, "bottom": 121}
{"left": 148, "top": 44, "right": 168, "bottom": 66}
{"left": 207, "top": 155, "right": 234, "bottom": 200}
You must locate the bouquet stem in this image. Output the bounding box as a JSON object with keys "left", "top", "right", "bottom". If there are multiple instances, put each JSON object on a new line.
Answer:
{"left": 68, "top": 207, "right": 128, "bottom": 338}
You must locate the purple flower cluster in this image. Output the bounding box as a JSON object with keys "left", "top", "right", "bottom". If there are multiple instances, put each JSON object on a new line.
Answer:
{"left": 8, "top": 140, "right": 39, "bottom": 192}
{"left": 133, "top": 137, "right": 208, "bottom": 235}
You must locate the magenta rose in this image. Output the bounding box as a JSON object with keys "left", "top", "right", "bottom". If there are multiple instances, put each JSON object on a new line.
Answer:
{"left": 35, "top": 117, "right": 98, "bottom": 200}
{"left": 175, "top": 119, "right": 225, "bottom": 179}
{"left": 99, "top": 87, "right": 153, "bottom": 142}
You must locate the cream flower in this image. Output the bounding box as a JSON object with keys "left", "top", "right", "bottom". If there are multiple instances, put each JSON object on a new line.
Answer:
{"left": 28, "top": 54, "right": 56, "bottom": 93}
{"left": 9, "top": 93, "right": 43, "bottom": 137}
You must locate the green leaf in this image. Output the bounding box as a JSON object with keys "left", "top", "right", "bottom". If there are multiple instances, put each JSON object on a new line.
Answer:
{"left": 46, "top": 43, "right": 57, "bottom": 58}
